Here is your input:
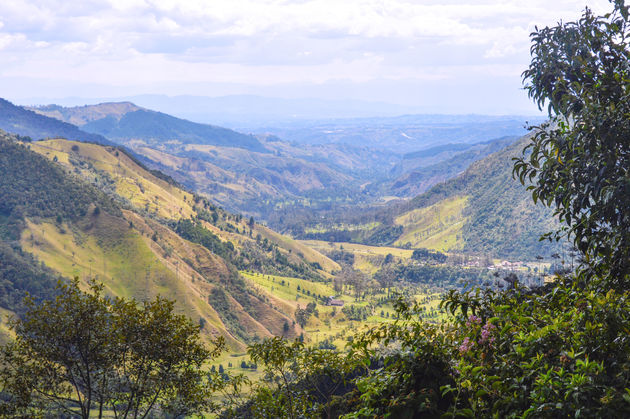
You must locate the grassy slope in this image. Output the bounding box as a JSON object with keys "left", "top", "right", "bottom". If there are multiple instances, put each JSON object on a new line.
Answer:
{"left": 300, "top": 240, "right": 414, "bottom": 274}
{"left": 255, "top": 225, "right": 340, "bottom": 274}
{"left": 19, "top": 215, "right": 247, "bottom": 348}
{"left": 393, "top": 196, "right": 468, "bottom": 252}
{"left": 361, "top": 134, "right": 559, "bottom": 259}
{"left": 30, "top": 139, "right": 197, "bottom": 220}
{"left": 129, "top": 141, "right": 359, "bottom": 220}
{"left": 25, "top": 138, "right": 342, "bottom": 349}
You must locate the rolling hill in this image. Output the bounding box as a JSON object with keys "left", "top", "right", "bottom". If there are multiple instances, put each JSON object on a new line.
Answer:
{"left": 0, "top": 98, "right": 113, "bottom": 145}
{"left": 29, "top": 102, "right": 268, "bottom": 152}
{"left": 297, "top": 133, "right": 561, "bottom": 260}
{"left": 0, "top": 130, "right": 340, "bottom": 349}
{"left": 367, "top": 133, "right": 561, "bottom": 258}
{"left": 380, "top": 136, "right": 518, "bottom": 198}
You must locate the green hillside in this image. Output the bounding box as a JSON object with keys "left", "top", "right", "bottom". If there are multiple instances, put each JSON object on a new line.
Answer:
{"left": 0, "top": 131, "right": 342, "bottom": 349}
{"left": 374, "top": 133, "right": 560, "bottom": 258}
{"left": 298, "top": 133, "right": 560, "bottom": 260}
{"left": 386, "top": 136, "right": 517, "bottom": 197}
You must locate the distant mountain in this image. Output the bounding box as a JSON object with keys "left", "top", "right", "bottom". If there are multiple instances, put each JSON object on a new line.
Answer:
{"left": 29, "top": 102, "right": 268, "bottom": 152}
{"left": 0, "top": 98, "right": 113, "bottom": 145}
{"left": 17, "top": 94, "right": 432, "bottom": 126}
{"left": 247, "top": 114, "right": 543, "bottom": 152}
{"left": 31, "top": 102, "right": 141, "bottom": 126}
{"left": 384, "top": 136, "right": 518, "bottom": 197}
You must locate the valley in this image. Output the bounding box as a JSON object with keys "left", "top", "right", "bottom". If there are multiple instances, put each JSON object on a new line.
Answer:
{"left": 0, "top": 97, "right": 559, "bottom": 381}
{"left": 3, "top": 1, "right": 628, "bottom": 416}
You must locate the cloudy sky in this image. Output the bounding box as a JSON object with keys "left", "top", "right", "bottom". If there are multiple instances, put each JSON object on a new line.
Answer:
{"left": 0, "top": 0, "right": 612, "bottom": 115}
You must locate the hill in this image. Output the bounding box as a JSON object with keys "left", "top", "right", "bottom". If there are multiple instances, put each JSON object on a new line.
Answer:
{"left": 370, "top": 133, "right": 560, "bottom": 258}
{"left": 382, "top": 136, "right": 518, "bottom": 197}
{"left": 29, "top": 102, "right": 268, "bottom": 152}
{"left": 0, "top": 131, "right": 340, "bottom": 349}
{"left": 0, "top": 99, "right": 113, "bottom": 145}
{"left": 298, "top": 133, "right": 561, "bottom": 260}
{"left": 30, "top": 102, "right": 142, "bottom": 126}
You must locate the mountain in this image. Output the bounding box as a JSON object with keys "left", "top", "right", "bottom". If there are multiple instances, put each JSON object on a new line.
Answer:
{"left": 367, "top": 133, "right": 561, "bottom": 259}
{"left": 246, "top": 114, "right": 543, "bottom": 153}
{"left": 27, "top": 101, "right": 401, "bottom": 218}
{"left": 30, "top": 102, "right": 142, "bottom": 126}
{"left": 296, "top": 133, "right": 560, "bottom": 260}
{"left": 26, "top": 100, "right": 540, "bottom": 230}
{"left": 0, "top": 130, "right": 340, "bottom": 349}
{"left": 29, "top": 102, "right": 268, "bottom": 152}
{"left": 0, "top": 98, "right": 113, "bottom": 145}
{"left": 384, "top": 136, "right": 518, "bottom": 197}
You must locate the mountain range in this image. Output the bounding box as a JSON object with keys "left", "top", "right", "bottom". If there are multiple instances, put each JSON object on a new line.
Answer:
{"left": 22, "top": 100, "right": 533, "bottom": 219}
{"left": 2, "top": 96, "right": 558, "bottom": 259}
{"left": 0, "top": 129, "right": 341, "bottom": 348}
{"left": 0, "top": 99, "right": 113, "bottom": 146}
{"left": 29, "top": 102, "right": 267, "bottom": 152}
{"left": 297, "top": 134, "right": 560, "bottom": 260}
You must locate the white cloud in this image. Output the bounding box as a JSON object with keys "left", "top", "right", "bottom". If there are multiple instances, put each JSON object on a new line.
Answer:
{"left": 0, "top": 0, "right": 617, "bottom": 112}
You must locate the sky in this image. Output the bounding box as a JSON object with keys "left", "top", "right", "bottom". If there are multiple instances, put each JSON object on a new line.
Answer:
{"left": 0, "top": 0, "right": 613, "bottom": 115}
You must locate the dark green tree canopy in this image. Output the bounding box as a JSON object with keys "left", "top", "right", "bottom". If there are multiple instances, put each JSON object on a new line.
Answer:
{"left": 517, "top": 0, "right": 630, "bottom": 288}
{"left": 0, "top": 279, "right": 224, "bottom": 418}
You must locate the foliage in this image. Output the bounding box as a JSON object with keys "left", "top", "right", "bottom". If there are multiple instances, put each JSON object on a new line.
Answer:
{"left": 176, "top": 219, "right": 234, "bottom": 260}
{"left": 207, "top": 286, "right": 251, "bottom": 343}
{"left": 0, "top": 241, "right": 60, "bottom": 316}
{"left": 295, "top": 302, "right": 318, "bottom": 328}
{"left": 225, "top": 337, "right": 360, "bottom": 419}
{"left": 440, "top": 281, "right": 630, "bottom": 417}
{"left": 411, "top": 248, "right": 447, "bottom": 263}
{"left": 343, "top": 298, "right": 456, "bottom": 418}
{"left": 517, "top": 0, "right": 630, "bottom": 289}
{"left": 0, "top": 279, "right": 223, "bottom": 418}
{"left": 381, "top": 263, "right": 492, "bottom": 288}
{"left": 0, "top": 134, "right": 120, "bottom": 224}
{"left": 341, "top": 305, "right": 370, "bottom": 321}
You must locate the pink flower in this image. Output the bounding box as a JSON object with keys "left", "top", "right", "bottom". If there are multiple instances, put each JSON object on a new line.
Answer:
{"left": 479, "top": 322, "right": 497, "bottom": 345}
{"left": 459, "top": 337, "right": 474, "bottom": 354}
{"left": 466, "top": 315, "right": 482, "bottom": 327}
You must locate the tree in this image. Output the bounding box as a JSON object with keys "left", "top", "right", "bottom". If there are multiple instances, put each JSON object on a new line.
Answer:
{"left": 517, "top": 1, "right": 630, "bottom": 289}
{"left": 0, "top": 278, "right": 224, "bottom": 418}
{"left": 295, "top": 307, "right": 310, "bottom": 328}
{"left": 242, "top": 337, "right": 359, "bottom": 419}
